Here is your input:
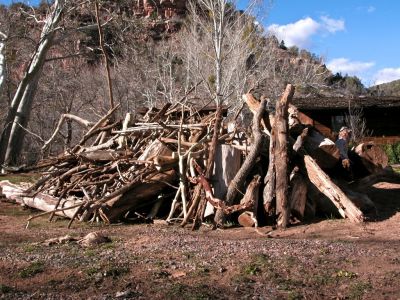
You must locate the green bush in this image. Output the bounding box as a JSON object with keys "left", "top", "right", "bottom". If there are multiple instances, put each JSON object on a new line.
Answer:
{"left": 383, "top": 142, "right": 400, "bottom": 164}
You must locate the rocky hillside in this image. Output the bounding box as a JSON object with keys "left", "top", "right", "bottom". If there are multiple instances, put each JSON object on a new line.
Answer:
{"left": 368, "top": 79, "right": 400, "bottom": 96}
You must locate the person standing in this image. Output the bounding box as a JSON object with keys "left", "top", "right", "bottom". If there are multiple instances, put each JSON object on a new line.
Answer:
{"left": 335, "top": 126, "right": 353, "bottom": 179}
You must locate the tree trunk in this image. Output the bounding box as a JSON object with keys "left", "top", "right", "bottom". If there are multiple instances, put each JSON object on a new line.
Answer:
{"left": 215, "top": 97, "right": 266, "bottom": 225}
{"left": 0, "top": 0, "right": 65, "bottom": 167}
{"left": 274, "top": 84, "right": 294, "bottom": 229}
{"left": 0, "top": 31, "right": 6, "bottom": 94}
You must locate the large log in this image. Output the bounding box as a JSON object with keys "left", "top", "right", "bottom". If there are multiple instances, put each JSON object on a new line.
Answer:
{"left": 303, "top": 128, "right": 340, "bottom": 169}
{"left": 354, "top": 142, "right": 388, "bottom": 174}
{"left": 204, "top": 144, "right": 241, "bottom": 218}
{"left": 102, "top": 170, "right": 176, "bottom": 222}
{"left": 242, "top": 93, "right": 272, "bottom": 132}
{"left": 274, "top": 84, "right": 294, "bottom": 228}
{"left": 303, "top": 155, "right": 365, "bottom": 222}
{"left": 289, "top": 172, "right": 307, "bottom": 220}
{"left": 0, "top": 181, "right": 81, "bottom": 219}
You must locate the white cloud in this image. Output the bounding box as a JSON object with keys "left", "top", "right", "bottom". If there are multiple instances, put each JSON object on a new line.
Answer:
{"left": 268, "top": 17, "right": 320, "bottom": 48}
{"left": 373, "top": 68, "right": 400, "bottom": 85}
{"left": 327, "top": 58, "right": 375, "bottom": 76}
{"left": 320, "top": 16, "right": 345, "bottom": 33}
{"left": 367, "top": 6, "right": 376, "bottom": 13}
{"left": 268, "top": 16, "right": 345, "bottom": 49}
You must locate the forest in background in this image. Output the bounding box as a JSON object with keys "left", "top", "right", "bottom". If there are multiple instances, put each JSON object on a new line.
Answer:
{"left": 0, "top": 0, "right": 373, "bottom": 167}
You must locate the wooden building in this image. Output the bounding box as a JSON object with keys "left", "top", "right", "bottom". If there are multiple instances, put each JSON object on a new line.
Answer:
{"left": 293, "top": 96, "right": 400, "bottom": 144}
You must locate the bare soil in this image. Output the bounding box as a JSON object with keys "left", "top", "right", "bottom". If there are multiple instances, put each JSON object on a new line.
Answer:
{"left": 0, "top": 181, "right": 399, "bottom": 299}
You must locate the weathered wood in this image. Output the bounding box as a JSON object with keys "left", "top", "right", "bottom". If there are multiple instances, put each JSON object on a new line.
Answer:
{"left": 223, "top": 97, "right": 267, "bottom": 217}
{"left": 193, "top": 106, "right": 223, "bottom": 230}
{"left": 303, "top": 155, "right": 365, "bottom": 222}
{"left": 303, "top": 128, "right": 340, "bottom": 169}
{"left": 138, "top": 139, "right": 173, "bottom": 161}
{"left": 263, "top": 127, "right": 275, "bottom": 216}
{"left": 117, "top": 113, "right": 132, "bottom": 149}
{"left": 242, "top": 93, "right": 272, "bottom": 132}
{"left": 79, "top": 150, "right": 126, "bottom": 162}
{"left": 0, "top": 181, "right": 81, "bottom": 219}
{"left": 354, "top": 142, "right": 388, "bottom": 174}
{"left": 274, "top": 84, "right": 295, "bottom": 229}
{"left": 205, "top": 144, "right": 241, "bottom": 218}
{"left": 103, "top": 170, "right": 176, "bottom": 222}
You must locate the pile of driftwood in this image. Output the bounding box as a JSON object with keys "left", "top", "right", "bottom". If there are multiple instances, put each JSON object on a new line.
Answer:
{"left": 1, "top": 84, "right": 399, "bottom": 229}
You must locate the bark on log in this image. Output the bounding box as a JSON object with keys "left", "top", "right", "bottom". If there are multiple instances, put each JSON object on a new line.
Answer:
{"left": 215, "top": 97, "right": 266, "bottom": 225}
{"left": 303, "top": 155, "right": 365, "bottom": 222}
{"left": 274, "top": 84, "right": 295, "bottom": 228}
{"left": 193, "top": 106, "right": 222, "bottom": 230}
{"left": 350, "top": 170, "right": 400, "bottom": 190}
{"left": 0, "top": 181, "right": 81, "bottom": 219}
{"left": 354, "top": 142, "right": 388, "bottom": 174}
{"left": 289, "top": 172, "right": 307, "bottom": 220}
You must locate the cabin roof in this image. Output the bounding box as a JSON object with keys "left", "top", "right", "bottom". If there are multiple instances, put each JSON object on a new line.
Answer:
{"left": 293, "top": 96, "right": 400, "bottom": 110}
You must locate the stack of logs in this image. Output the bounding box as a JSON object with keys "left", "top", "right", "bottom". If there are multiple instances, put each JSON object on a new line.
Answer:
{"left": 1, "top": 84, "right": 399, "bottom": 229}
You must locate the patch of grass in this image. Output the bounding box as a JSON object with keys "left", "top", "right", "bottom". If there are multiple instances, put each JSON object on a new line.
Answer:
{"left": 22, "top": 243, "right": 40, "bottom": 253}
{"left": 311, "top": 273, "right": 334, "bottom": 286}
{"left": 167, "top": 283, "right": 213, "bottom": 300}
{"left": 100, "top": 241, "right": 115, "bottom": 250}
{"left": 0, "top": 284, "right": 13, "bottom": 294}
{"left": 19, "top": 261, "right": 45, "bottom": 278}
{"left": 85, "top": 266, "right": 100, "bottom": 277}
{"left": 287, "top": 290, "right": 303, "bottom": 300}
{"left": 347, "top": 281, "right": 372, "bottom": 299}
{"left": 243, "top": 264, "right": 261, "bottom": 276}
{"left": 103, "top": 265, "right": 129, "bottom": 278}
{"left": 334, "top": 269, "right": 358, "bottom": 279}
{"left": 0, "top": 174, "right": 40, "bottom": 184}
{"left": 319, "top": 247, "right": 331, "bottom": 255}
{"left": 84, "top": 249, "right": 97, "bottom": 257}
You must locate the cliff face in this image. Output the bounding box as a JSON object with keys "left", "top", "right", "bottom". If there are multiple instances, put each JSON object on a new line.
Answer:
{"left": 134, "top": 0, "right": 186, "bottom": 19}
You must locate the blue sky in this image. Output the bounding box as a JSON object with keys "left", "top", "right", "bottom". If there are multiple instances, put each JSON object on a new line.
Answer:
{"left": 1, "top": 0, "right": 399, "bottom": 86}
{"left": 238, "top": 0, "right": 400, "bottom": 86}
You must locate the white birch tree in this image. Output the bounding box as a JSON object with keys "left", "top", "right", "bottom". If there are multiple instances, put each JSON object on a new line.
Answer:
{"left": 0, "top": 0, "right": 66, "bottom": 168}
{"left": 0, "top": 31, "right": 6, "bottom": 94}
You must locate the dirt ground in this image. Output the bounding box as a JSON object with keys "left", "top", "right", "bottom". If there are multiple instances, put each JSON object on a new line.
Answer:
{"left": 0, "top": 181, "right": 399, "bottom": 299}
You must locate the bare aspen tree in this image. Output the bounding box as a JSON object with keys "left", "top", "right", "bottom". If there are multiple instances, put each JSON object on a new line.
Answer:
{"left": 185, "top": 0, "right": 264, "bottom": 107}
{"left": 0, "top": 30, "right": 6, "bottom": 94}
{"left": 345, "top": 103, "right": 370, "bottom": 144}
{"left": 0, "top": 0, "right": 66, "bottom": 168}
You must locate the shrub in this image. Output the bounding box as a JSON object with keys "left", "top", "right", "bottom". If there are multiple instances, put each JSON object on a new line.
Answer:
{"left": 383, "top": 142, "right": 400, "bottom": 164}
